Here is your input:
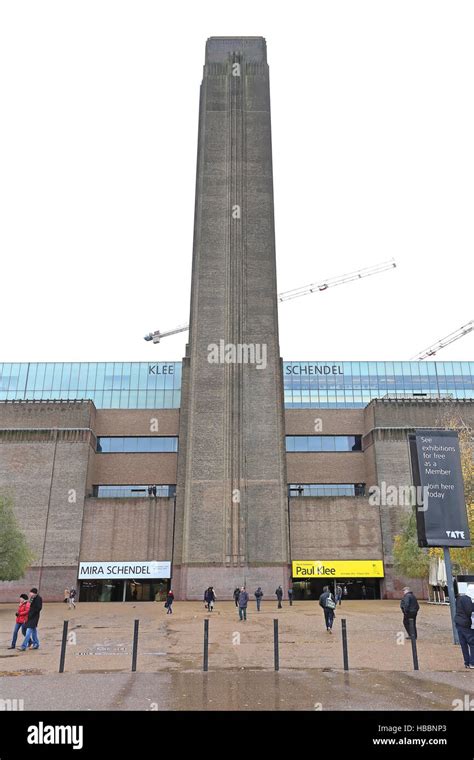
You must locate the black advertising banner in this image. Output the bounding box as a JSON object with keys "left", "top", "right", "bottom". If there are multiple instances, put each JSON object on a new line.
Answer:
{"left": 410, "top": 429, "right": 471, "bottom": 548}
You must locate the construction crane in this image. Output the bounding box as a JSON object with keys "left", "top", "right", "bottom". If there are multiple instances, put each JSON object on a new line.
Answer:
{"left": 411, "top": 320, "right": 474, "bottom": 360}
{"left": 144, "top": 259, "right": 397, "bottom": 344}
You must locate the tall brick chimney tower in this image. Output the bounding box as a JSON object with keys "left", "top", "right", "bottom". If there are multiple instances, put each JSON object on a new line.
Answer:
{"left": 173, "top": 37, "right": 289, "bottom": 599}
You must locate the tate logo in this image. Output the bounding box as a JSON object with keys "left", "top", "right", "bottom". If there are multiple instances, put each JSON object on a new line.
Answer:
{"left": 446, "top": 530, "right": 465, "bottom": 539}
{"left": 27, "top": 722, "right": 83, "bottom": 750}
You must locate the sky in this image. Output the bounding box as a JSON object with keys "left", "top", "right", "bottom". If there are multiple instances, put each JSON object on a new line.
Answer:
{"left": 0, "top": 1, "right": 473, "bottom": 363}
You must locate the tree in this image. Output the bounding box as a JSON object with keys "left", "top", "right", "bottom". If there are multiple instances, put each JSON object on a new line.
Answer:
{"left": 393, "top": 415, "right": 474, "bottom": 579}
{"left": 0, "top": 493, "right": 35, "bottom": 581}
{"left": 393, "top": 509, "right": 430, "bottom": 579}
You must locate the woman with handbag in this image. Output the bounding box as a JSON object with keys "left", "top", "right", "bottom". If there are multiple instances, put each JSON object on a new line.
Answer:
{"left": 318, "top": 586, "right": 336, "bottom": 633}
{"left": 8, "top": 594, "right": 30, "bottom": 649}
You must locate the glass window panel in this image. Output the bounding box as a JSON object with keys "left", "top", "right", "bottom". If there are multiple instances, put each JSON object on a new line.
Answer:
{"left": 94, "top": 363, "right": 105, "bottom": 390}
{"left": 25, "top": 363, "right": 38, "bottom": 392}
{"left": 60, "top": 364, "right": 72, "bottom": 390}
{"left": 78, "top": 364, "right": 89, "bottom": 389}
{"left": 146, "top": 391, "right": 156, "bottom": 408}
{"left": 43, "top": 363, "right": 55, "bottom": 391}
{"left": 108, "top": 438, "right": 124, "bottom": 453}
{"left": 69, "top": 363, "right": 80, "bottom": 390}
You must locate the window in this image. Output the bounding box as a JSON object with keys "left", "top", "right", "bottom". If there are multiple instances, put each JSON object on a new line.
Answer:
{"left": 96, "top": 437, "right": 178, "bottom": 453}
{"left": 93, "top": 485, "right": 176, "bottom": 498}
{"left": 288, "top": 484, "right": 366, "bottom": 497}
{"left": 285, "top": 436, "right": 362, "bottom": 452}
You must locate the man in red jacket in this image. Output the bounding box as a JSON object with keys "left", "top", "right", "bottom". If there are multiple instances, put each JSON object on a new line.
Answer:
{"left": 8, "top": 594, "right": 30, "bottom": 649}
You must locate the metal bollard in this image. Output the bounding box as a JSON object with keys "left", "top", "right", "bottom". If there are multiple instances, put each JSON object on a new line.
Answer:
{"left": 409, "top": 618, "right": 419, "bottom": 671}
{"left": 131, "top": 619, "right": 139, "bottom": 672}
{"left": 203, "top": 619, "right": 209, "bottom": 672}
{"left": 273, "top": 619, "right": 279, "bottom": 671}
{"left": 59, "top": 620, "right": 69, "bottom": 673}
{"left": 341, "top": 618, "right": 349, "bottom": 671}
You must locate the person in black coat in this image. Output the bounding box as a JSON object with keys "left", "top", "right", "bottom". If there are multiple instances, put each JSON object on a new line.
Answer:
{"left": 454, "top": 592, "right": 474, "bottom": 669}
{"left": 19, "top": 588, "right": 43, "bottom": 651}
{"left": 400, "top": 587, "right": 420, "bottom": 639}
{"left": 319, "top": 586, "right": 336, "bottom": 632}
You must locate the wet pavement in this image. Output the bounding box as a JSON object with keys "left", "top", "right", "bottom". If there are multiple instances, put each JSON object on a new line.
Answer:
{"left": 0, "top": 601, "right": 472, "bottom": 710}
{"left": 0, "top": 670, "right": 472, "bottom": 711}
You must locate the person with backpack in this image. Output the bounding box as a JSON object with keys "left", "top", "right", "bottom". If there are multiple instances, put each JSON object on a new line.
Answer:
{"left": 319, "top": 585, "right": 336, "bottom": 633}
{"left": 19, "top": 588, "right": 43, "bottom": 651}
{"left": 8, "top": 594, "right": 30, "bottom": 649}
{"left": 400, "top": 587, "right": 420, "bottom": 639}
{"left": 454, "top": 591, "right": 474, "bottom": 669}
{"left": 275, "top": 585, "right": 283, "bottom": 609}
{"left": 165, "top": 589, "right": 174, "bottom": 614}
{"left": 254, "top": 587, "right": 263, "bottom": 611}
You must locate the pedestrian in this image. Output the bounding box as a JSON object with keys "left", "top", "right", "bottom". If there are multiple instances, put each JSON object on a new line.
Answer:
{"left": 361, "top": 584, "right": 367, "bottom": 600}
{"left": 288, "top": 587, "right": 293, "bottom": 606}
{"left": 400, "top": 586, "right": 420, "bottom": 640}
{"left": 275, "top": 585, "right": 283, "bottom": 609}
{"left": 63, "top": 587, "right": 69, "bottom": 604}
{"left": 8, "top": 594, "right": 30, "bottom": 649}
{"left": 233, "top": 587, "right": 240, "bottom": 607}
{"left": 68, "top": 588, "right": 77, "bottom": 609}
{"left": 165, "top": 589, "right": 174, "bottom": 614}
{"left": 19, "top": 588, "right": 43, "bottom": 651}
{"left": 254, "top": 586, "right": 263, "bottom": 611}
{"left": 335, "top": 584, "right": 343, "bottom": 606}
{"left": 343, "top": 584, "right": 348, "bottom": 599}
{"left": 204, "top": 586, "right": 216, "bottom": 611}
{"left": 238, "top": 586, "right": 249, "bottom": 621}
{"left": 454, "top": 591, "right": 474, "bottom": 669}
{"left": 319, "top": 585, "right": 336, "bottom": 633}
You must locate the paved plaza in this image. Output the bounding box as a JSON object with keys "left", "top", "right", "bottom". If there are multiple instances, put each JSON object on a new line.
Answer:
{"left": 0, "top": 600, "right": 472, "bottom": 710}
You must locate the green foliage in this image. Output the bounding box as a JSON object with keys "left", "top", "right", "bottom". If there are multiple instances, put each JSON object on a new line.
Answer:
{"left": 393, "top": 509, "right": 430, "bottom": 579}
{"left": 0, "top": 493, "right": 35, "bottom": 581}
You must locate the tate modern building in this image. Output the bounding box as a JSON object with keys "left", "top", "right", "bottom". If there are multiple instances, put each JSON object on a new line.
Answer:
{"left": 1, "top": 38, "right": 473, "bottom": 602}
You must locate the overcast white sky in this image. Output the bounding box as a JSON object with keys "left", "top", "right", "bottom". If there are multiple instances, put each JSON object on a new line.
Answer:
{"left": 0, "top": 1, "right": 473, "bottom": 364}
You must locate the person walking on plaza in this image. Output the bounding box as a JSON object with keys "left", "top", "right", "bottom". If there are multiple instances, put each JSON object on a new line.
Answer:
{"left": 254, "top": 586, "right": 263, "bottom": 611}
{"left": 361, "top": 584, "right": 367, "bottom": 600}
{"left": 319, "top": 585, "right": 336, "bottom": 633}
{"left": 165, "top": 589, "right": 174, "bottom": 614}
{"left": 238, "top": 586, "right": 249, "bottom": 621}
{"left": 454, "top": 591, "right": 474, "bottom": 669}
{"left": 19, "top": 588, "right": 42, "bottom": 651}
{"left": 68, "top": 588, "right": 77, "bottom": 609}
{"left": 63, "top": 587, "right": 69, "bottom": 604}
{"left": 207, "top": 587, "right": 216, "bottom": 611}
{"left": 288, "top": 587, "right": 293, "bottom": 606}
{"left": 8, "top": 594, "right": 30, "bottom": 649}
{"left": 335, "top": 584, "right": 343, "bottom": 606}
{"left": 400, "top": 586, "right": 420, "bottom": 640}
{"left": 233, "top": 587, "right": 240, "bottom": 607}
{"left": 275, "top": 585, "right": 283, "bottom": 609}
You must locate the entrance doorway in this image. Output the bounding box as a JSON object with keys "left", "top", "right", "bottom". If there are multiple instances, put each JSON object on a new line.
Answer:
{"left": 292, "top": 578, "right": 381, "bottom": 601}
{"left": 79, "top": 578, "right": 170, "bottom": 602}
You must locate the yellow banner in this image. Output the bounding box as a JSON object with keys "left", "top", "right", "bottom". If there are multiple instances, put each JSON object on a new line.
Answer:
{"left": 292, "top": 560, "right": 384, "bottom": 578}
